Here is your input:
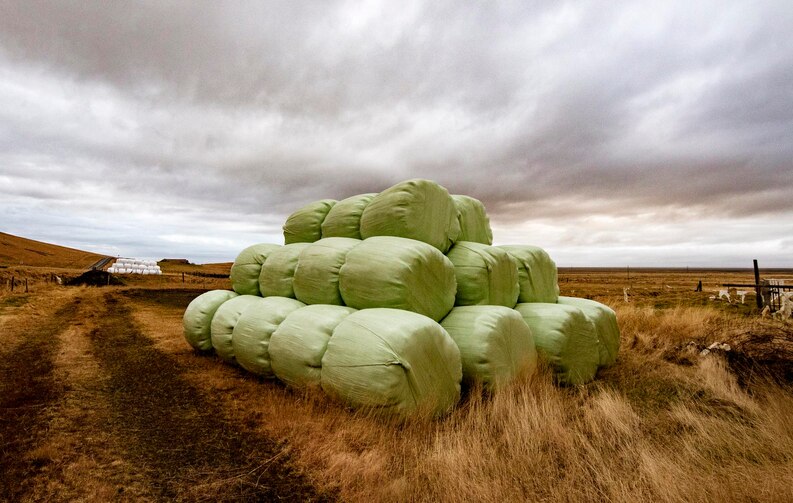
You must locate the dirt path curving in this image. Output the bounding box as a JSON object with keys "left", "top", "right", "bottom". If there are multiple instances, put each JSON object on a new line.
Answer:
{"left": 0, "top": 288, "right": 329, "bottom": 502}
{"left": 85, "top": 292, "right": 325, "bottom": 502}
{"left": 0, "top": 293, "right": 80, "bottom": 499}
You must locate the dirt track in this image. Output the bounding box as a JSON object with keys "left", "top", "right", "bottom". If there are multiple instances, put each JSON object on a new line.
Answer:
{"left": 0, "top": 288, "right": 329, "bottom": 502}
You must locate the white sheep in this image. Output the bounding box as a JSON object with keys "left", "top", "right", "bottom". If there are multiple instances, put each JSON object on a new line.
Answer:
{"left": 717, "top": 289, "right": 731, "bottom": 303}
{"left": 773, "top": 292, "right": 793, "bottom": 320}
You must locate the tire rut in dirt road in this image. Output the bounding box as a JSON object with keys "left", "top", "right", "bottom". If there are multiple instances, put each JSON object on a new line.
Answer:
{"left": 0, "top": 297, "right": 81, "bottom": 499}
{"left": 88, "top": 293, "right": 329, "bottom": 502}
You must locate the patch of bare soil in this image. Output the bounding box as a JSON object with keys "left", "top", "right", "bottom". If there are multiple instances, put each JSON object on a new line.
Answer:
{"left": 87, "top": 293, "right": 327, "bottom": 502}
{"left": 0, "top": 296, "right": 79, "bottom": 499}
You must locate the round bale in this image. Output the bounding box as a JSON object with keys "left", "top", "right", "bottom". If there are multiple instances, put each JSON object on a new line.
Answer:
{"left": 283, "top": 199, "right": 337, "bottom": 244}
{"left": 292, "top": 237, "right": 361, "bottom": 305}
{"left": 321, "top": 308, "right": 462, "bottom": 418}
{"left": 446, "top": 241, "right": 519, "bottom": 307}
{"left": 440, "top": 305, "right": 537, "bottom": 389}
{"left": 232, "top": 296, "right": 305, "bottom": 377}
{"left": 183, "top": 290, "right": 239, "bottom": 351}
{"left": 360, "top": 179, "right": 460, "bottom": 253}
{"left": 210, "top": 295, "right": 264, "bottom": 364}
{"left": 321, "top": 193, "right": 376, "bottom": 239}
{"left": 259, "top": 243, "right": 311, "bottom": 298}
{"left": 270, "top": 304, "right": 357, "bottom": 389}
{"left": 230, "top": 243, "right": 282, "bottom": 296}
{"left": 339, "top": 236, "right": 456, "bottom": 322}
{"left": 513, "top": 303, "right": 599, "bottom": 385}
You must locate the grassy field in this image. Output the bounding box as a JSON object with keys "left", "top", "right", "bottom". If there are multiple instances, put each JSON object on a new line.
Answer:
{"left": 0, "top": 232, "right": 108, "bottom": 269}
{"left": 1, "top": 268, "right": 792, "bottom": 502}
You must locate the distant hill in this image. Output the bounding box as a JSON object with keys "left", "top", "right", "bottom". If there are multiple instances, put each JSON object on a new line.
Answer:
{"left": 158, "top": 259, "right": 232, "bottom": 275}
{"left": 0, "top": 232, "right": 109, "bottom": 269}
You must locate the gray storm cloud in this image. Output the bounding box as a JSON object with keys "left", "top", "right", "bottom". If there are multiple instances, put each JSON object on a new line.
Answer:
{"left": 0, "top": 0, "right": 791, "bottom": 265}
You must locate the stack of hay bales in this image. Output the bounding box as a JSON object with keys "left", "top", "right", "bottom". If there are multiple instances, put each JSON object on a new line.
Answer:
{"left": 183, "top": 179, "right": 620, "bottom": 417}
{"left": 108, "top": 258, "right": 162, "bottom": 275}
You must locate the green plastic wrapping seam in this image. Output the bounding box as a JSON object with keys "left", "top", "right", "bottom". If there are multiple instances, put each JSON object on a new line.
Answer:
{"left": 339, "top": 236, "right": 457, "bottom": 322}
{"left": 292, "top": 237, "right": 361, "bottom": 305}
{"left": 183, "top": 290, "right": 238, "bottom": 351}
{"left": 283, "top": 199, "right": 337, "bottom": 244}
{"left": 321, "top": 193, "right": 376, "bottom": 239}
{"left": 232, "top": 296, "right": 305, "bottom": 377}
{"left": 259, "top": 243, "right": 311, "bottom": 298}
{"left": 498, "top": 245, "right": 560, "bottom": 303}
{"left": 360, "top": 179, "right": 461, "bottom": 253}
{"left": 446, "top": 241, "right": 519, "bottom": 307}
{"left": 514, "top": 303, "right": 600, "bottom": 385}
{"left": 210, "top": 295, "right": 264, "bottom": 364}
{"left": 452, "top": 195, "right": 493, "bottom": 245}
{"left": 440, "top": 305, "right": 537, "bottom": 390}
{"left": 320, "top": 308, "right": 462, "bottom": 418}
{"left": 558, "top": 296, "right": 620, "bottom": 367}
{"left": 229, "top": 243, "right": 282, "bottom": 295}
{"left": 270, "top": 304, "right": 357, "bottom": 389}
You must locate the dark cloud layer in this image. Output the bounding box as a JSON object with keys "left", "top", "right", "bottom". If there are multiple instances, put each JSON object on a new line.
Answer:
{"left": 1, "top": 1, "right": 791, "bottom": 265}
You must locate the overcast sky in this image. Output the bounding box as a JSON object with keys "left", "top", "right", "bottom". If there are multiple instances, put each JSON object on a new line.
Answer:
{"left": 1, "top": 1, "right": 792, "bottom": 266}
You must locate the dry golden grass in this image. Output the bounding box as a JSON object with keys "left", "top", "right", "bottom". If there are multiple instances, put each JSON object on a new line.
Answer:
{"left": 158, "top": 260, "right": 232, "bottom": 275}
{"left": 4, "top": 269, "right": 792, "bottom": 501}
{"left": 0, "top": 231, "right": 107, "bottom": 268}
{"left": 128, "top": 277, "right": 793, "bottom": 503}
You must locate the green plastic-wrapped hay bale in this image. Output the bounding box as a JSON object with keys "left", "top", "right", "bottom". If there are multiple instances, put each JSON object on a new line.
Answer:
{"left": 230, "top": 243, "right": 282, "bottom": 295}
{"left": 360, "top": 179, "right": 461, "bottom": 253}
{"left": 499, "top": 245, "right": 560, "bottom": 303}
{"left": 321, "top": 308, "right": 462, "bottom": 418}
{"left": 452, "top": 195, "right": 493, "bottom": 245}
{"left": 283, "top": 199, "right": 337, "bottom": 244}
{"left": 440, "top": 306, "right": 537, "bottom": 389}
{"left": 446, "top": 241, "right": 519, "bottom": 307}
{"left": 183, "top": 290, "right": 238, "bottom": 351}
{"left": 514, "top": 303, "right": 599, "bottom": 385}
{"left": 292, "top": 237, "right": 361, "bottom": 305}
{"left": 210, "top": 295, "right": 264, "bottom": 364}
{"left": 259, "top": 243, "right": 311, "bottom": 298}
{"left": 232, "top": 297, "right": 305, "bottom": 377}
{"left": 558, "top": 296, "right": 619, "bottom": 367}
{"left": 321, "top": 193, "right": 376, "bottom": 239}
{"left": 339, "top": 236, "right": 456, "bottom": 322}
{"left": 270, "top": 304, "right": 357, "bottom": 389}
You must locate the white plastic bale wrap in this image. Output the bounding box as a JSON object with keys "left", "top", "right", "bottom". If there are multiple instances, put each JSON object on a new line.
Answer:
{"left": 321, "top": 308, "right": 462, "bottom": 418}
{"left": 498, "top": 245, "right": 560, "bottom": 303}
{"left": 513, "top": 303, "right": 600, "bottom": 385}
{"left": 232, "top": 297, "right": 306, "bottom": 377}
{"left": 259, "top": 243, "right": 311, "bottom": 298}
{"left": 269, "top": 304, "right": 357, "bottom": 389}
{"left": 183, "top": 290, "right": 239, "bottom": 351}
{"left": 558, "top": 296, "right": 620, "bottom": 367}
{"left": 292, "top": 238, "right": 361, "bottom": 305}
{"left": 441, "top": 305, "right": 537, "bottom": 389}
{"left": 210, "top": 295, "right": 263, "bottom": 364}
{"left": 230, "top": 243, "right": 282, "bottom": 296}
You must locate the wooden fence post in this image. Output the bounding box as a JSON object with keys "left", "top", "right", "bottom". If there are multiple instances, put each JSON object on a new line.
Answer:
{"left": 753, "top": 259, "right": 763, "bottom": 309}
{"left": 25, "top": 278, "right": 28, "bottom": 293}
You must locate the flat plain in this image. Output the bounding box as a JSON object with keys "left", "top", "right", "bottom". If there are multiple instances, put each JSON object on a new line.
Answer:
{"left": 1, "top": 260, "right": 792, "bottom": 502}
